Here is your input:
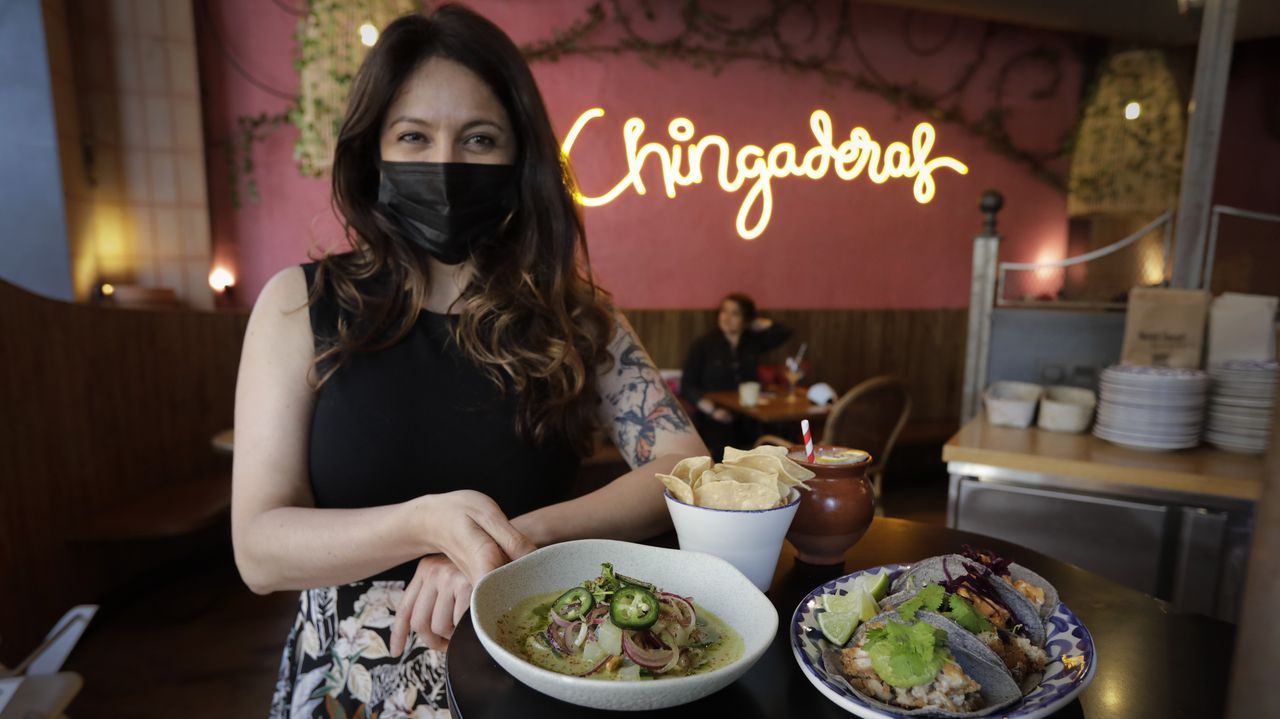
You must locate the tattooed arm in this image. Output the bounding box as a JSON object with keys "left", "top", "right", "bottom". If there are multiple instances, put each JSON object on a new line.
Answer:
{"left": 601, "top": 312, "right": 704, "bottom": 467}
{"left": 510, "top": 311, "right": 709, "bottom": 546}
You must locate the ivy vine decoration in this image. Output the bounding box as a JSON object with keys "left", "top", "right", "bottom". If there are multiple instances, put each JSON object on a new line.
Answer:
{"left": 228, "top": 0, "right": 412, "bottom": 207}
{"left": 231, "top": 0, "right": 1089, "bottom": 206}
{"left": 227, "top": 110, "right": 289, "bottom": 208}
{"left": 1067, "top": 49, "right": 1185, "bottom": 216}
{"left": 293, "top": 0, "right": 417, "bottom": 177}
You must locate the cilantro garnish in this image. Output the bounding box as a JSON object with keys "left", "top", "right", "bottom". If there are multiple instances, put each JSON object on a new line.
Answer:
{"left": 863, "top": 620, "right": 949, "bottom": 688}
{"left": 584, "top": 562, "right": 622, "bottom": 604}
{"left": 897, "top": 583, "right": 945, "bottom": 620}
{"left": 943, "top": 593, "right": 994, "bottom": 634}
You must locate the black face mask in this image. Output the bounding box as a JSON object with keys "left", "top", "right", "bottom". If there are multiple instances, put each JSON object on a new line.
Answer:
{"left": 376, "top": 161, "right": 517, "bottom": 265}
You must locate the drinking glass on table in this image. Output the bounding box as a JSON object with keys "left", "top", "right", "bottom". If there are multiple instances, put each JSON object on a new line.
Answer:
{"left": 784, "top": 362, "right": 804, "bottom": 401}
{"left": 784, "top": 344, "right": 807, "bottom": 401}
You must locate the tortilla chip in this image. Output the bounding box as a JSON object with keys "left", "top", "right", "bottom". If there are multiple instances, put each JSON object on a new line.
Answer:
{"left": 694, "top": 480, "right": 780, "bottom": 511}
{"left": 725, "top": 453, "right": 815, "bottom": 487}
{"left": 703, "top": 464, "right": 785, "bottom": 503}
{"left": 656, "top": 473, "right": 694, "bottom": 504}
{"left": 723, "top": 445, "right": 787, "bottom": 462}
{"left": 709, "top": 462, "right": 775, "bottom": 484}
{"left": 671, "top": 456, "right": 712, "bottom": 483}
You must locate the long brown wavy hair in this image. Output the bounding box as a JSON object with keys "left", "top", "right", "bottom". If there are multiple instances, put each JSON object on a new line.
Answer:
{"left": 310, "top": 5, "right": 615, "bottom": 456}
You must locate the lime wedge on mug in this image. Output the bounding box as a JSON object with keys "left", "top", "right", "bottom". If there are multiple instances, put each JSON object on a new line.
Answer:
{"left": 853, "top": 569, "right": 891, "bottom": 601}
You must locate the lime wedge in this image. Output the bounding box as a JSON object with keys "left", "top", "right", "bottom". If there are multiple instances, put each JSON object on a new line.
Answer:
{"left": 826, "top": 588, "right": 880, "bottom": 621}
{"left": 853, "top": 569, "right": 891, "bottom": 601}
{"left": 817, "top": 607, "right": 858, "bottom": 647}
{"left": 819, "top": 588, "right": 880, "bottom": 646}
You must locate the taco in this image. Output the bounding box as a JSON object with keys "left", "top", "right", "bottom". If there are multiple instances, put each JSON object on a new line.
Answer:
{"left": 821, "top": 610, "right": 1021, "bottom": 716}
{"left": 960, "top": 546, "right": 1060, "bottom": 619}
{"left": 882, "top": 581, "right": 1048, "bottom": 692}
{"left": 891, "top": 554, "right": 1046, "bottom": 647}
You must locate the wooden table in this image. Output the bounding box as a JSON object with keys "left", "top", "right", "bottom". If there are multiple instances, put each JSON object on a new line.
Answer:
{"left": 445, "top": 518, "right": 1233, "bottom": 718}
{"left": 703, "top": 389, "right": 830, "bottom": 425}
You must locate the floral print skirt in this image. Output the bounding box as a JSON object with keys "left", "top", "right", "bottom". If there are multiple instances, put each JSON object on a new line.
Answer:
{"left": 269, "top": 581, "right": 450, "bottom": 719}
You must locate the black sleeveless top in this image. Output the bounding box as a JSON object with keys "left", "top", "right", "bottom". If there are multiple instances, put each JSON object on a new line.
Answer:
{"left": 302, "top": 262, "right": 579, "bottom": 581}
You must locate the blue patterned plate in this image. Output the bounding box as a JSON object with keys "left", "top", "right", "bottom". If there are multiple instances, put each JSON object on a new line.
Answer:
{"left": 791, "top": 564, "right": 1097, "bottom": 719}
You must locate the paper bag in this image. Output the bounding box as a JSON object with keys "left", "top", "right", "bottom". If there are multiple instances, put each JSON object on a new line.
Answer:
{"left": 1121, "top": 288, "right": 1210, "bottom": 368}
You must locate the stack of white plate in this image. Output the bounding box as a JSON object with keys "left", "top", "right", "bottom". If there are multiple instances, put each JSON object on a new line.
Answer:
{"left": 1093, "top": 365, "right": 1207, "bottom": 451}
{"left": 1206, "top": 360, "right": 1277, "bottom": 454}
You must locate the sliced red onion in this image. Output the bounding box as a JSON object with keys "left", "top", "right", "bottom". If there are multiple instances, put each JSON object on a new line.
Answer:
{"left": 545, "top": 624, "right": 569, "bottom": 654}
{"left": 659, "top": 593, "right": 696, "bottom": 628}
{"left": 586, "top": 604, "right": 610, "bottom": 625}
{"left": 622, "top": 630, "right": 674, "bottom": 668}
{"left": 657, "top": 647, "right": 682, "bottom": 674}
{"left": 548, "top": 607, "right": 573, "bottom": 629}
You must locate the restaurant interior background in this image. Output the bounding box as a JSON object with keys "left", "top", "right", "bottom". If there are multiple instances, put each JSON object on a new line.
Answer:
{"left": 1, "top": 0, "right": 1278, "bottom": 715}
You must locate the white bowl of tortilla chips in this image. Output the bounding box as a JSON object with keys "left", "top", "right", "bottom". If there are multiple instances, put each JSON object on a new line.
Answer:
{"left": 659, "top": 446, "right": 814, "bottom": 591}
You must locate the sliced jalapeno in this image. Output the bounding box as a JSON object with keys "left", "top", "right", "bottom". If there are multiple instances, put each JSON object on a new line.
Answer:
{"left": 609, "top": 586, "right": 659, "bottom": 630}
{"left": 552, "top": 587, "right": 595, "bottom": 621}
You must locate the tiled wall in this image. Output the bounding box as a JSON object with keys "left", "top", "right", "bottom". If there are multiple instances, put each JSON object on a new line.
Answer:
{"left": 45, "top": 0, "right": 212, "bottom": 308}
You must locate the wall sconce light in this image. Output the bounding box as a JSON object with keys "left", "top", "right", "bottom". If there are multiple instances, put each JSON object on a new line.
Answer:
{"left": 359, "top": 22, "right": 379, "bottom": 47}
{"left": 209, "top": 267, "right": 236, "bottom": 294}
{"left": 100, "top": 283, "right": 115, "bottom": 298}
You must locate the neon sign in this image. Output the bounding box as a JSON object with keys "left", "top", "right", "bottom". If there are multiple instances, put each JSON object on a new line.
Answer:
{"left": 561, "top": 108, "right": 969, "bottom": 240}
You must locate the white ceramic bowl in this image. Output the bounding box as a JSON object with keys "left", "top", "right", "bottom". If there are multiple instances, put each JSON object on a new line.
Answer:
{"left": 470, "top": 538, "right": 778, "bottom": 711}
{"left": 664, "top": 487, "right": 800, "bottom": 591}
{"left": 984, "top": 381, "right": 1044, "bottom": 428}
{"left": 1038, "top": 385, "right": 1098, "bottom": 433}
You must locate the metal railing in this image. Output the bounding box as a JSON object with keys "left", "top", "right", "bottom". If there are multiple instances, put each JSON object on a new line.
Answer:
{"left": 995, "top": 211, "right": 1173, "bottom": 308}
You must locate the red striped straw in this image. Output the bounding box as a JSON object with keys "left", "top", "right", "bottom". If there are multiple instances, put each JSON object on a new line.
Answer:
{"left": 801, "top": 419, "right": 815, "bottom": 463}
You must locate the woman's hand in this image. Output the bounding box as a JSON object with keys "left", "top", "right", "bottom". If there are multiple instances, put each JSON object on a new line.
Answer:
{"left": 696, "top": 398, "right": 734, "bottom": 424}
{"left": 389, "top": 555, "right": 470, "bottom": 655}
{"left": 419, "top": 490, "right": 537, "bottom": 585}
{"left": 749, "top": 316, "right": 774, "bottom": 332}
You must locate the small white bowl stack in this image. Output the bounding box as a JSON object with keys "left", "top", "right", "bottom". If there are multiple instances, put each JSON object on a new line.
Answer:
{"left": 1205, "top": 360, "right": 1278, "bottom": 455}
{"left": 1093, "top": 365, "right": 1208, "bottom": 451}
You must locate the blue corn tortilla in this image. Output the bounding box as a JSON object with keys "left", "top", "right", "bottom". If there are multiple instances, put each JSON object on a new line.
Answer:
{"left": 890, "top": 555, "right": 1046, "bottom": 647}
{"left": 821, "top": 609, "right": 1021, "bottom": 717}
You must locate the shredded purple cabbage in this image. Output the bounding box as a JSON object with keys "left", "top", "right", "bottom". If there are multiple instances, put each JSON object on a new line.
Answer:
{"left": 961, "top": 544, "right": 1013, "bottom": 577}
{"left": 941, "top": 557, "right": 1027, "bottom": 638}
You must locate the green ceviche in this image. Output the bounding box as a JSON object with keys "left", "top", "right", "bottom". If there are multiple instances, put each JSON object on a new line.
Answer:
{"left": 495, "top": 563, "right": 743, "bottom": 680}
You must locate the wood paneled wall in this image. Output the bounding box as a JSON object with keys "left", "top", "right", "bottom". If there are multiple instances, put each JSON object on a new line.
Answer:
{"left": 0, "top": 279, "right": 250, "bottom": 661}
{"left": 0, "top": 284, "right": 964, "bottom": 661}
{"left": 626, "top": 308, "right": 968, "bottom": 421}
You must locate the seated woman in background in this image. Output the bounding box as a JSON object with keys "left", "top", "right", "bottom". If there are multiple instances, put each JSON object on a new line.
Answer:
{"left": 680, "top": 293, "right": 792, "bottom": 460}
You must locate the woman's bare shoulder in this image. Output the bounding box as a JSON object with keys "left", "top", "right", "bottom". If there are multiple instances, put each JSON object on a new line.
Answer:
{"left": 244, "top": 266, "right": 313, "bottom": 360}
{"left": 254, "top": 266, "right": 309, "bottom": 316}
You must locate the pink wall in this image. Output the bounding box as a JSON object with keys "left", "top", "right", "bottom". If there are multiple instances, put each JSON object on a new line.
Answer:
{"left": 200, "top": 0, "right": 1085, "bottom": 309}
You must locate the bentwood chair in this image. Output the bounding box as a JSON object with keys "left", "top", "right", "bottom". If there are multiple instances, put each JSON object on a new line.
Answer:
{"left": 756, "top": 375, "right": 912, "bottom": 508}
